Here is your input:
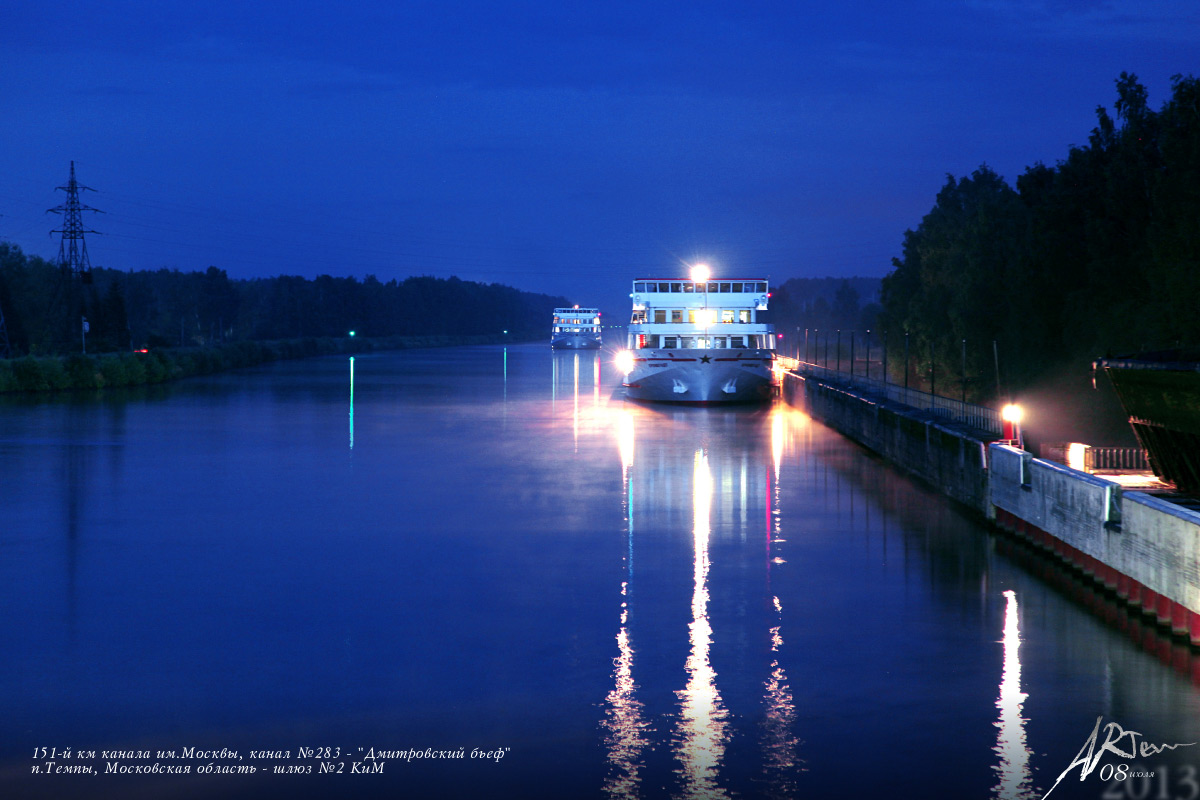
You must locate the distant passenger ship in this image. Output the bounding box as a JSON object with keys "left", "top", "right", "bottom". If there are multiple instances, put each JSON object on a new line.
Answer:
{"left": 551, "top": 306, "right": 603, "bottom": 349}
{"left": 616, "top": 266, "right": 776, "bottom": 403}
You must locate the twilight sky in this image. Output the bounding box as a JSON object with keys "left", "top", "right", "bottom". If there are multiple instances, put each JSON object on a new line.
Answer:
{"left": 1, "top": 0, "right": 1197, "bottom": 315}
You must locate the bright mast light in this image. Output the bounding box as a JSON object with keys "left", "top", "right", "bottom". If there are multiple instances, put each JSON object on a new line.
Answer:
{"left": 691, "top": 263, "right": 710, "bottom": 285}
{"left": 1001, "top": 404, "right": 1024, "bottom": 425}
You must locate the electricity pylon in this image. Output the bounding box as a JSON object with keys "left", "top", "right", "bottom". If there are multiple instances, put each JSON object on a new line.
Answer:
{"left": 45, "top": 161, "right": 103, "bottom": 351}
{"left": 48, "top": 160, "right": 102, "bottom": 284}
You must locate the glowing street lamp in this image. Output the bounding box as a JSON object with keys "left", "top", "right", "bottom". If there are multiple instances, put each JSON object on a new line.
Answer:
{"left": 1001, "top": 404, "right": 1024, "bottom": 448}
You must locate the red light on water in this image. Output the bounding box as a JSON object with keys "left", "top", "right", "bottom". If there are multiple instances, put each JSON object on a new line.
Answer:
{"left": 135, "top": 348, "right": 149, "bottom": 353}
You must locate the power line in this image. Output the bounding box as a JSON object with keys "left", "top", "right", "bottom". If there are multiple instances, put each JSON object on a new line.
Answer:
{"left": 47, "top": 160, "right": 102, "bottom": 283}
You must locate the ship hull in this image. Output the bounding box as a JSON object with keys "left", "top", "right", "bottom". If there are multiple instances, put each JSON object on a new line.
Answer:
{"left": 622, "top": 350, "right": 774, "bottom": 404}
{"left": 551, "top": 335, "right": 602, "bottom": 349}
{"left": 1099, "top": 354, "right": 1200, "bottom": 494}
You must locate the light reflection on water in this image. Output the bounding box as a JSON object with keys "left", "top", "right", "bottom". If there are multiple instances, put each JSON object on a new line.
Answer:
{"left": 2, "top": 344, "right": 1200, "bottom": 799}
{"left": 601, "top": 404, "right": 650, "bottom": 799}
{"left": 993, "top": 590, "right": 1035, "bottom": 800}
{"left": 601, "top": 400, "right": 809, "bottom": 798}
{"left": 673, "top": 447, "right": 730, "bottom": 798}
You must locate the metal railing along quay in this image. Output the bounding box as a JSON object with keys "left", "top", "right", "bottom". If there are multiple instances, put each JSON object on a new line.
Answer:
{"left": 779, "top": 357, "right": 1003, "bottom": 437}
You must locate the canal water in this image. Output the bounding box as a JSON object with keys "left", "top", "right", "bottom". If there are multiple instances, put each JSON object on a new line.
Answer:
{"left": 1, "top": 343, "right": 1198, "bottom": 800}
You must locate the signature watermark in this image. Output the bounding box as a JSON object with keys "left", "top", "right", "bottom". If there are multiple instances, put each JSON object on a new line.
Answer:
{"left": 1043, "top": 717, "right": 1196, "bottom": 799}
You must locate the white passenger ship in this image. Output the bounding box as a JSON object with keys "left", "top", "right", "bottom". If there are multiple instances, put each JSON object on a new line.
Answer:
{"left": 551, "top": 306, "right": 602, "bottom": 349}
{"left": 616, "top": 266, "right": 776, "bottom": 403}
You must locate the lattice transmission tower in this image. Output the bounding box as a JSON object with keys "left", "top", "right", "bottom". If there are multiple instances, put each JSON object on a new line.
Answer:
{"left": 48, "top": 160, "right": 102, "bottom": 284}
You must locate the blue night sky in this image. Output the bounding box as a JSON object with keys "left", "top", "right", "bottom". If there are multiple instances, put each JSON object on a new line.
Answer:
{"left": 1, "top": 0, "right": 1197, "bottom": 315}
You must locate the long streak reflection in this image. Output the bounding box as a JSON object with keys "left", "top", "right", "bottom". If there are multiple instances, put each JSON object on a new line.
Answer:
{"left": 760, "top": 595, "right": 800, "bottom": 798}
{"left": 602, "top": 406, "right": 804, "bottom": 798}
{"left": 573, "top": 353, "right": 580, "bottom": 452}
{"left": 602, "top": 408, "right": 649, "bottom": 798}
{"left": 602, "top": 580, "right": 650, "bottom": 798}
{"left": 764, "top": 405, "right": 802, "bottom": 794}
{"left": 674, "top": 448, "right": 731, "bottom": 798}
{"left": 993, "top": 589, "right": 1035, "bottom": 799}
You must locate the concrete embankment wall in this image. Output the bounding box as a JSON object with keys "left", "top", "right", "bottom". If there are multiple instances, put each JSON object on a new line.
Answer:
{"left": 781, "top": 373, "right": 991, "bottom": 514}
{"left": 782, "top": 371, "right": 1200, "bottom": 647}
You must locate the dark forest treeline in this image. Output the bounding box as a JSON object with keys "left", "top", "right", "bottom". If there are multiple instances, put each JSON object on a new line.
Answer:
{"left": 0, "top": 245, "right": 568, "bottom": 356}
{"left": 878, "top": 72, "right": 1200, "bottom": 403}
{"left": 0, "top": 334, "right": 500, "bottom": 393}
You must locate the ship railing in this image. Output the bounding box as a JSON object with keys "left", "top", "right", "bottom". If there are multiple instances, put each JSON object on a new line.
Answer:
{"left": 1087, "top": 446, "right": 1150, "bottom": 472}
{"left": 1038, "top": 443, "right": 1151, "bottom": 473}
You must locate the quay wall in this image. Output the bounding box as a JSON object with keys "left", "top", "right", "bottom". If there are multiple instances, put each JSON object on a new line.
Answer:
{"left": 782, "top": 371, "right": 1200, "bottom": 647}
{"left": 781, "top": 374, "right": 991, "bottom": 515}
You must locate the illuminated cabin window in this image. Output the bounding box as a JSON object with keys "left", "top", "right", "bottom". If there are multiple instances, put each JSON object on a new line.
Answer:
{"left": 671, "top": 310, "right": 683, "bottom": 323}
{"left": 721, "top": 309, "right": 735, "bottom": 323}
{"left": 739, "top": 310, "right": 751, "bottom": 323}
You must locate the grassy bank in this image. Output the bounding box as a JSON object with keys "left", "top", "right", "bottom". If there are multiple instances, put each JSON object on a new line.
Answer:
{"left": 0, "top": 333, "right": 514, "bottom": 393}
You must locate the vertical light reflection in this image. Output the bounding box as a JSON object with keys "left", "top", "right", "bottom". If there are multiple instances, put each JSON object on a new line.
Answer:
{"left": 771, "top": 407, "right": 784, "bottom": 484}
{"left": 769, "top": 409, "right": 787, "bottom": 562}
{"left": 993, "top": 590, "right": 1035, "bottom": 799}
{"left": 760, "top": 595, "right": 800, "bottom": 797}
{"left": 602, "top": 581, "right": 650, "bottom": 798}
{"left": 594, "top": 350, "right": 602, "bottom": 406}
{"left": 573, "top": 353, "right": 580, "bottom": 453}
{"left": 348, "top": 357, "right": 354, "bottom": 450}
{"left": 616, "top": 409, "right": 635, "bottom": 482}
{"left": 674, "top": 448, "right": 730, "bottom": 799}
{"left": 602, "top": 408, "right": 649, "bottom": 798}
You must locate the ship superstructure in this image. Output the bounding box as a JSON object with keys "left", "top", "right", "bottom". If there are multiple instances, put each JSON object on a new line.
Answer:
{"left": 552, "top": 306, "right": 602, "bottom": 350}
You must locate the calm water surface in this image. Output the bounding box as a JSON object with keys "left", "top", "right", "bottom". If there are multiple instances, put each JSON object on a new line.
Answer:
{"left": 2, "top": 343, "right": 1198, "bottom": 800}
